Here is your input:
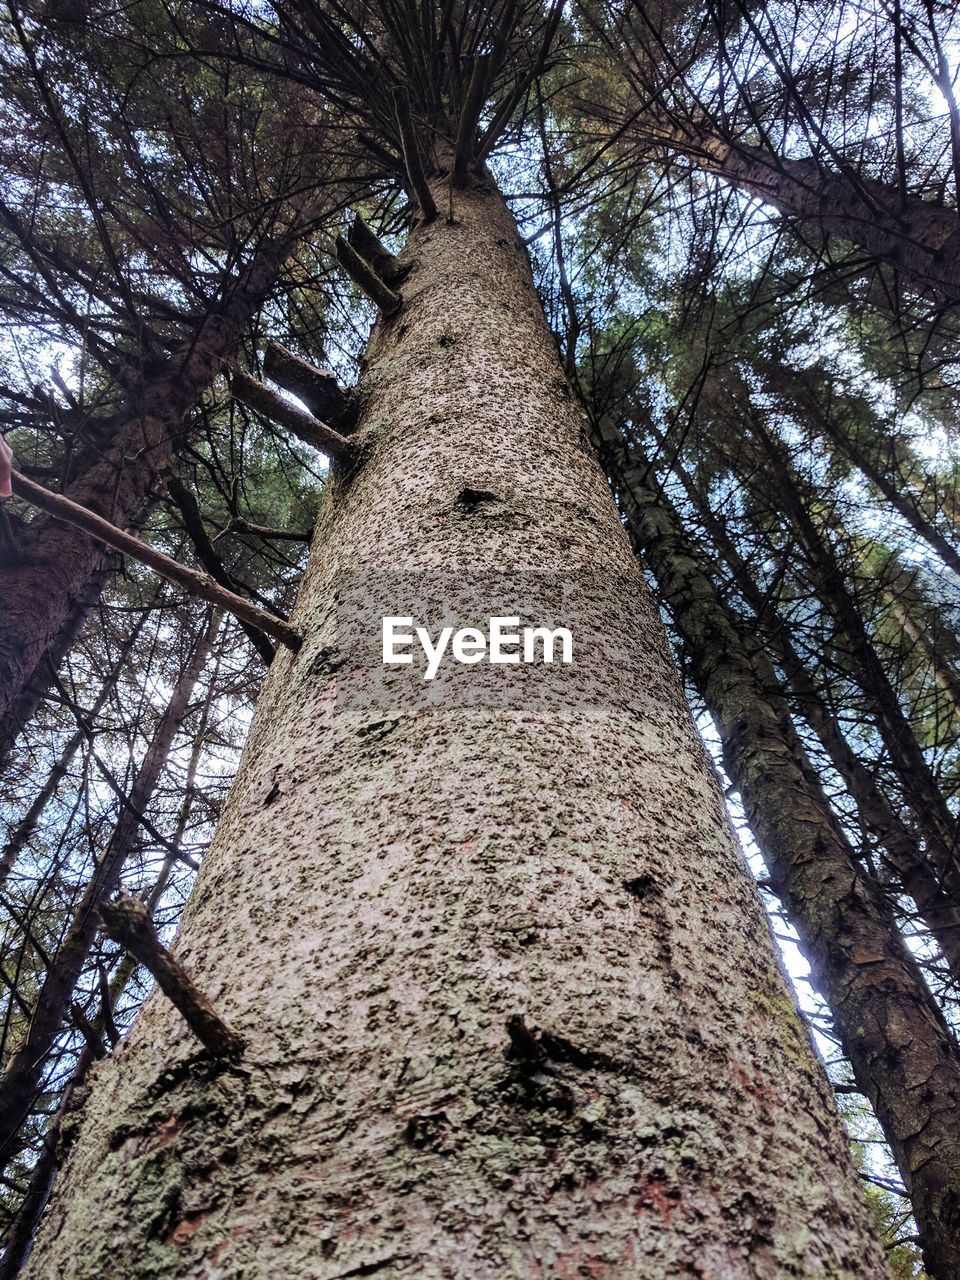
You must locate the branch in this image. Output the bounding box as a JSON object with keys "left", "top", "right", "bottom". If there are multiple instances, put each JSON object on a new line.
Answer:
{"left": 454, "top": 54, "right": 492, "bottom": 179}
{"left": 226, "top": 519, "right": 311, "bottom": 543}
{"left": 69, "top": 1003, "right": 106, "bottom": 1060}
{"left": 263, "top": 340, "right": 353, "bottom": 427}
{"left": 8, "top": 470, "right": 302, "bottom": 652}
{"left": 166, "top": 474, "right": 276, "bottom": 666}
{"left": 394, "top": 89, "right": 438, "bottom": 222}
{"left": 334, "top": 234, "right": 402, "bottom": 315}
{"left": 649, "top": 121, "right": 960, "bottom": 303}
{"left": 89, "top": 747, "right": 200, "bottom": 871}
{"left": 476, "top": 1, "right": 563, "bottom": 166}
{"left": 347, "top": 213, "right": 403, "bottom": 282}
{"left": 97, "top": 894, "right": 243, "bottom": 1057}
{"left": 231, "top": 368, "right": 352, "bottom": 458}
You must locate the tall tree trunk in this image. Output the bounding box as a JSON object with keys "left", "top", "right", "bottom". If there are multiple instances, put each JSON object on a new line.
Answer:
{"left": 0, "top": 743, "right": 210, "bottom": 1280}
{"left": 0, "top": 551, "right": 122, "bottom": 774}
{"left": 656, "top": 440, "right": 960, "bottom": 979}
{"left": 0, "top": 611, "right": 218, "bottom": 1166}
{"left": 599, "top": 424, "right": 960, "bottom": 1278}
{"left": 656, "top": 123, "right": 960, "bottom": 302}
{"left": 0, "top": 605, "right": 154, "bottom": 887}
{"left": 750, "top": 420, "right": 960, "bottom": 911}
{"left": 0, "top": 1045, "right": 95, "bottom": 1280}
{"left": 770, "top": 371, "right": 960, "bottom": 579}
{"left": 22, "top": 171, "right": 887, "bottom": 1279}
{"left": 883, "top": 592, "right": 960, "bottom": 724}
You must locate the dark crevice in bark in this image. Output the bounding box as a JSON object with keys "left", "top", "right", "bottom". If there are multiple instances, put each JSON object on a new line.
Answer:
{"left": 455, "top": 487, "right": 501, "bottom": 512}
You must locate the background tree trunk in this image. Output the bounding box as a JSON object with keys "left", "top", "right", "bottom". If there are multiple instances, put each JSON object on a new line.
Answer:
{"left": 656, "top": 441, "right": 960, "bottom": 978}
{"left": 0, "top": 217, "right": 306, "bottom": 760}
{"left": 750, "top": 422, "right": 960, "bottom": 908}
{"left": 600, "top": 424, "right": 960, "bottom": 1276}
{"left": 660, "top": 125, "right": 960, "bottom": 302}
{"left": 22, "top": 174, "right": 887, "bottom": 1278}
{"left": 0, "top": 611, "right": 218, "bottom": 1167}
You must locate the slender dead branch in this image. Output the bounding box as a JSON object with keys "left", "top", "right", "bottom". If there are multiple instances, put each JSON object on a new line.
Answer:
{"left": 69, "top": 1003, "right": 106, "bottom": 1060}
{"left": 230, "top": 368, "right": 352, "bottom": 458}
{"left": 166, "top": 474, "right": 276, "bottom": 666}
{"left": 334, "top": 234, "right": 402, "bottom": 315}
{"left": 8, "top": 471, "right": 302, "bottom": 651}
{"left": 226, "top": 518, "right": 312, "bottom": 543}
{"left": 97, "top": 894, "right": 244, "bottom": 1057}
{"left": 394, "top": 89, "right": 438, "bottom": 222}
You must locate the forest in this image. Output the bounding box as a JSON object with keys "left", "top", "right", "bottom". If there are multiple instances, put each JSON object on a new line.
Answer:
{"left": 0, "top": 0, "right": 959, "bottom": 1276}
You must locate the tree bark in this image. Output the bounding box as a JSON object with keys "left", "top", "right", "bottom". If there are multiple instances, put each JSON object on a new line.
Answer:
{"left": 599, "top": 425, "right": 960, "bottom": 1278}
{"left": 884, "top": 592, "right": 960, "bottom": 723}
{"left": 0, "top": 551, "right": 121, "bottom": 775}
{"left": 659, "top": 123, "right": 960, "bottom": 303}
{"left": 23, "top": 172, "right": 887, "bottom": 1278}
{"left": 0, "top": 1045, "right": 95, "bottom": 1280}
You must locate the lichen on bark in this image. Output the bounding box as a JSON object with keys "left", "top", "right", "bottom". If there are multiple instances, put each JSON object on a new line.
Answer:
{"left": 23, "top": 171, "right": 889, "bottom": 1279}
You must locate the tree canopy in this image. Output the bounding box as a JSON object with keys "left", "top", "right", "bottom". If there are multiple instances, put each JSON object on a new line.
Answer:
{"left": 2, "top": 1, "right": 960, "bottom": 1275}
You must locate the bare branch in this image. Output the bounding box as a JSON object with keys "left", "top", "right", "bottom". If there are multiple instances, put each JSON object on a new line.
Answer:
{"left": 231, "top": 368, "right": 352, "bottom": 458}
{"left": 264, "top": 340, "right": 354, "bottom": 427}
{"left": 394, "top": 89, "right": 438, "bottom": 222}
{"left": 334, "top": 234, "right": 402, "bottom": 315}
{"left": 454, "top": 54, "right": 491, "bottom": 180}
{"left": 7, "top": 471, "right": 302, "bottom": 652}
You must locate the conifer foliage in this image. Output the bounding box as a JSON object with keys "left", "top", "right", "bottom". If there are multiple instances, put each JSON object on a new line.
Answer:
{"left": 0, "top": 1, "right": 959, "bottom": 1277}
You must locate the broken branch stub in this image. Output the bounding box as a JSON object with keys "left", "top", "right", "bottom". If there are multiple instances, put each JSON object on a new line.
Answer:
{"left": 334, "top": 234, "right": 402, "bottom": 316}
{"left": 97, "top": 894, "right": 244, "bottom": 1058}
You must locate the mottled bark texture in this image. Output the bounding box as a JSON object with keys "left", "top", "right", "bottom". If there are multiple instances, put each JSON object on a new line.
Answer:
{"left": 600, "top": 430, "right": 960, "bottom": 1279}
{"left": 24, "top": 175, "right": 888, "bottom": 1278}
